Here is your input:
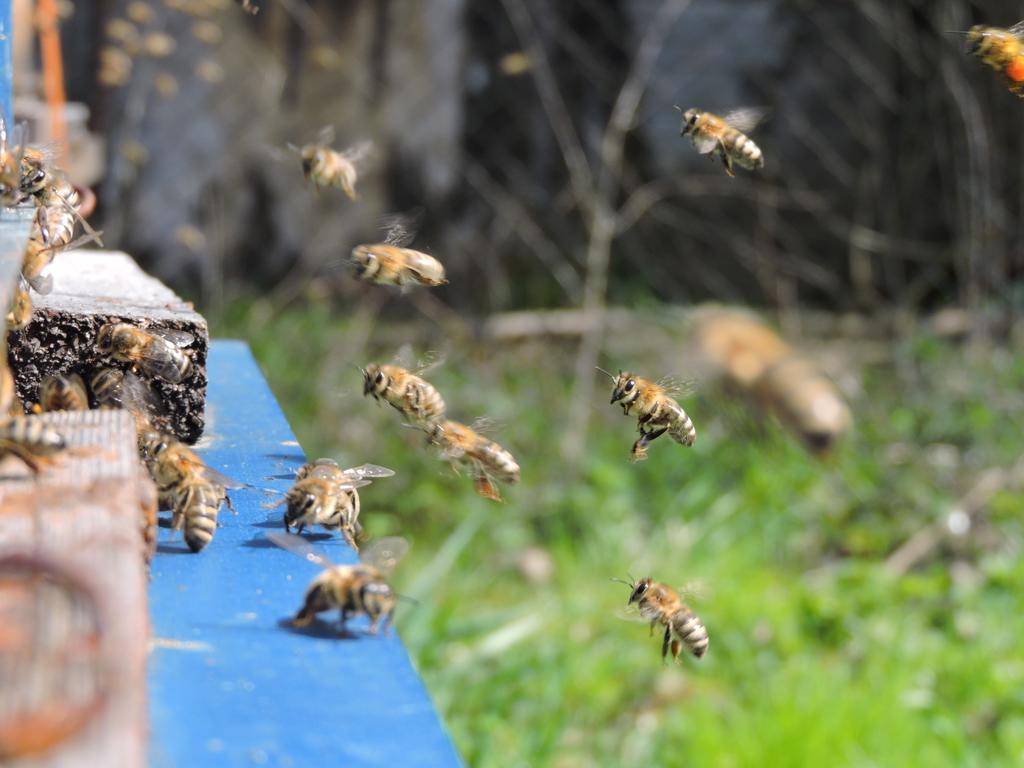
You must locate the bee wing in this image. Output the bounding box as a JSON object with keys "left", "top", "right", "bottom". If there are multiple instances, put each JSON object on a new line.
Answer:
{"left": 341, "top": 139, "right": 373, "bottom": 165}
{"left": 200, "top": 463, "right": 246, "bottom": 490}
{"left": 267, "top": 532, "right": 337, "bottom": 570}
{"left": 1008, "top": 20, "right": 1024, "bottom": 38}
{"left": 722, "top": 107, "right": 768, "bottom": 134}
{"left": 360, "top": 536, "right": 408, "bottom": 574}
{"left": 656, "top": 376, "right": 698, "bottom": 398}
{"left": 26, "top": 272, "right": 53, "bottom": 295}
{"left": 413, "top": 349, "right": 446, "bottom": 376}
{"left": 342, "top": 463, "right": 396, "bottom": 480}
{"left": 100, "top": 370, "right": 167, "bottom": 418}
{"left": 381, "top": 210, "right": 422, "bottom": 247}
{"left": 316, "top": 125, "right": 336, "bottom": 147}
{"left": 335, "top": 477, "right": 373, "bottom": 490}
{"left": 391, "top": 342, "right": 416, "bottom": 370}
{"left": 147, "top": 327, "right": 195, "bottom": 347}
{"left": 692, "top": 135, "right": 719, "bottom": 155}
{"left": 468, "top": 416, "right": 504, "bottom": 435}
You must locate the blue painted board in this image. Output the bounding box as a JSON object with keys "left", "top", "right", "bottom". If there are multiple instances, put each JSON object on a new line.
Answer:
{"left": 148, "top": 340, "right": 462, "bottom": 768}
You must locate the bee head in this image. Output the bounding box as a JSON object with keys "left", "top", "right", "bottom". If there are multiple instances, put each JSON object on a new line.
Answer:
{"left": 362, "top": 364, "right": 387, "bottom": 397}
{"left": 677, "top": 107, "right": 701, "bottom": 137}
{"left": 351, "top": 245, "right": 377, "bottom": 277}
{"left": 610, "top": 371, "right": 638, "bottom": 405}
{"left": 360, "top": 580, "right": 395, "bottom": 613}
{"left": 95, "top": 324, "right": 114, "bottom": 353}
{"left": 626, "top": 577, "right": 652, "bottom": 605}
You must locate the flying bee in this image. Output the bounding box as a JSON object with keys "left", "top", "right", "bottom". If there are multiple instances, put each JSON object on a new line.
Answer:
{"left": 967, "top": 21, "right": 1024, "bottom": 97}
{"left": 427, "top": 419, "right": 520, "bottom": 502}
{"left": 6, "top": 278, "right": 33, "bottom": 331}
{"left": 38, "top": 374, "right": 89, "bottom": 412}
{"left": 0, "top": 417, "right": 66, "bottom": 474}
{"left": 351, "top": 213, "right": 448, "bottom": 290}
{"left": 361, "top": 354, "right": 446, "bottom": 429}
{"left": 90, "top": 368, "right": 167, "bottom": 434}
{"left": 616, "top": 576, "right": 709, "bottom": 662}
{"left": 603, "top": 369, "right": 697, "bottom": 462}
{"left": 676, "top": 106, "right": 765, "bottom": 177}
{"left": 268, "top": 533, "right": 408, "bottom": 636}
{"left": 289, "top": 128, "right": 372, "bottom": 201}
{"left": 96, "top": 323, "right": 194, "bottom": 384}
{"left": 98, "top": 47, "right": 133, "bottom": 88}
{"left": 267, "top": 461, "right": 394, "bottom": 550}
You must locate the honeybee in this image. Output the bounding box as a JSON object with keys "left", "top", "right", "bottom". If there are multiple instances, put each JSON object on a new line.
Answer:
{"left": 141, "top": 432, "right": 236, "bottom": 552}
{"left": 427, "top": 419, "right": 520, "bottom": 501}
{"left": 351, "top": 214, "right": 448, "bottom": 290}
{"left": 616, "top": 576, "right": 709, "bottom": 662}
{"left": 0, "top": 117, "right": 25, "bottom": 206}
{"left": 676, "top": 106, "right": 765, "bottom": 177}
{"left": 90, "top": 368, "right": 167, "bottom": 434}
{"left": 289, "top": 128, "right": 372, "bottom": 201}
{"left": 126, "top": 1, "right": 154, "bottom": 23}
{"left": 38, "top": 374, "right": 89, "bottom": 412}
{"left": 96, "top": 324, "right": 194, "bottom": 383}
{"left": 967, "top": 21, "right": 1024, "bottom": 97}
{"left": 105, "top": 18, "right": 141, "bottom": 53}
{"left": 361, "top": 355, "right": 446, "bottom": 428}
{"left": 191, "top": 20, "right": 222, "bottom": 44}
{"left": 6, "top": 278, "right": 33, "bottom": 331}
{"left": 142, "top": 32, "right": 176, "bottom": 58}
{"left": 236, "top": 0, "right": 259, "bottom": 14}
{"left": 268, "top": 460, "right": 394, "bottom": 550}
{"left": 0, "top": 416, "right": 66, "bottom": 473}
{"left": 268, "top": 533, "right": 408, "bottom": 636}
{"left": 98, "top": 47, "right": 133, "bottom": 88}
{"left": 603, "top": 369, "right": 696, "bottom": 462}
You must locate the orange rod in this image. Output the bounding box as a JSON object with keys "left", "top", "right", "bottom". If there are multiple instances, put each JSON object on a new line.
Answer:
{"left": 36, "top": 0, "right": 66, "bottom": 161}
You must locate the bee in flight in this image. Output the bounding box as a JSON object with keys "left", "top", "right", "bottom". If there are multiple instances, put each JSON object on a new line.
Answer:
{"left": 676, "top": 106, "right": 765, "bottom": 177}
{"left": 967, "top": 21, "right": 1024, "bottom": 97}
{"left": 37, "top": 373, "right": 89, "bottom": 413}
{"left": 361, "top": 349, "right": 446, "bottom": 429}
{"left": 0, "top": 416, "right": 66, "bottom": 474}
{"left": 427, "top": 419, "right": 520, "bottom": 502}
{"left": 289, "top": 128, "right": 372, "bottom": 201}
{"left": 267, "top": 459, "right": 395, "bottom": 551}
{"left": 268, "top": 532, "right": 408, "bottom": 636}
{"left": 351, "top": 213, "right": 448, "bottom": 290}
{"left": 615, "top": 576, "right": 709, "bottom": 662}
{"left": 603, "top": 369, "right": 696, "bottom": 462}
{"left": 96, "top": 323, "right": 195, "bottom": 384}
{"left": 90, "top": 368, "right": 169, "bottom": 436}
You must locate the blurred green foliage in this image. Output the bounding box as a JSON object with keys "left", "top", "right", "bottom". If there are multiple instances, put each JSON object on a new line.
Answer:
{"left": 215, "top": 300, "right": 1024, "bottom": 767}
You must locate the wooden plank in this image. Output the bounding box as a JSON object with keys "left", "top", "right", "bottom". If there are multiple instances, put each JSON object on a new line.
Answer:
{"left": 0, "top": 409, "right": 151, "bottom": 768}
{"left": 148, "top": 341, "right": 462, "bottom": 767}
{"left": 6, "top": 250, "right": 208, "bottom": 443}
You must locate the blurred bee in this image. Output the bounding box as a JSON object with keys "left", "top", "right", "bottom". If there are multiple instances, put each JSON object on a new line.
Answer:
{"left": 235, "top": 0, "right": 259, "bottom": 15}
{"left": 6, "top": 278, "right": 33, "bottom": 331}
{"left": 676, "top": 106, "right": 765, "bottom": 177}
{"left": 351, "top": 214, "right": 448, "bottom": 290}
{"left": 289, "top": 128, "right": 372, "bottom": 201}
{"left": 695, "top": 310, "right": 850, "bottom": 454}
{"left": 0, "top": 416, "right": 66, "bottom": 473}
{"left": 141, "top": 432, "right": 236, "bottom": 552}
{"left": 105, "top": 18, "right": 141, "bottom": 54}
{"left": 361, "top": 354, "right": 446, "bottom": 428}
{"left": 268, "top": 533, "right": 408, "bottom": 635}
{"left": 616, "top": 576, "right": 709, "bottom": 662}
{"left": 37, "top": 374, "right": 89, "bottom": 412}
{"left": 604, "top": 369, "right": 696, "bottom": 462}
{"left": 0, "top": 117, "right": 25, "bottom": 206}
{"left": 967, "top": 21, "right": 1024, "bottom": 97}
{"left": 96, "top": 323, "right": 194, "bottom": 384}
{"left": 154, "top": 72, "right": 179, "bottom": 98}
{"left": 126, "top": 1, "right": 154, "bottom": 24}
{"left": 268, "top": 460, "right": 394, "bottom": 550}
{"left": 194, "top": 59, "right": 225, "bottom": 84}
{"left": 90, "top": 368, "right": 167, "bottom": 434}
{"left": 142, "top": 32, "right": 176, "bottom": 58}
{"left": 427, "top": 419, "right": 520, "bottom": 501}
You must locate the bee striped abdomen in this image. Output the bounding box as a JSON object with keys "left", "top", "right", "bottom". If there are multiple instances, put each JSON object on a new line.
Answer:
{"left": 673, "top": 608, "right": 709, "bottom": 658}
{"left": 179, "top": 482, "right": 222, "bottom": 553}
{"left": 667, "top": 402, "right": 697, "bottom": 447}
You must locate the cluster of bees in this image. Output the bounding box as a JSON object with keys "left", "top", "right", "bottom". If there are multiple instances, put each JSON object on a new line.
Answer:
{"left": 9, "top": 9, "right": 1023, "bottom": 665}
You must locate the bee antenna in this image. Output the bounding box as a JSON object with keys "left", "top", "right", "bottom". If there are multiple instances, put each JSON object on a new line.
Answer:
{"left": 395, "top": 592, "right": 420, "bottom": 606}
{"left": 595, "top": 367, "right": 616, "bottom": 381}
{"left": 673, "top": 104, "right": 683, "bottom": 113}
{"left": 609, "top": 576, "right": 633, "bottom": 587}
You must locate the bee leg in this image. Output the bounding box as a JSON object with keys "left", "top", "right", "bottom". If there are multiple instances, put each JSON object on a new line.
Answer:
{"left": 671, "top": 639, "right": 683, "bottom": 662}
{"left": 661, "top": 625, "right": 671, "bottom": 662}
{"left": 649, "top": 619, "right": 658, "bottom": 637}
{"left": 717, "top": 142, "right": 735, "bottom": 177}
{"left": 295, "top": 522, "right": 306, "bottom": 535}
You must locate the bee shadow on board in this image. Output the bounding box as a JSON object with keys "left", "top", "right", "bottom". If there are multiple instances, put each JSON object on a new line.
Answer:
{"left": 276, "top": 617, "right": 360, "bottom": 641}
{"left": 263, "top": 453, "right": 307, "bottom": 464}
{"left": 156, "top": 542, "right": 198, "bottom": 555}
{"left": 241, "top": 531, "right": 334, "bottom": 547}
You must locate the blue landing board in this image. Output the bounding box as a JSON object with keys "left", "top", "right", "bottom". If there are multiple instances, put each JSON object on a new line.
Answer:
{"left": 148, "top": 340, "right": 462, "bottom": 768}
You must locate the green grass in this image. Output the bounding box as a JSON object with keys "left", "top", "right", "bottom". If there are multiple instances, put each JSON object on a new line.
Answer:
{"left": 215, "top": 299, "right": 1024, "bottom": 767}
